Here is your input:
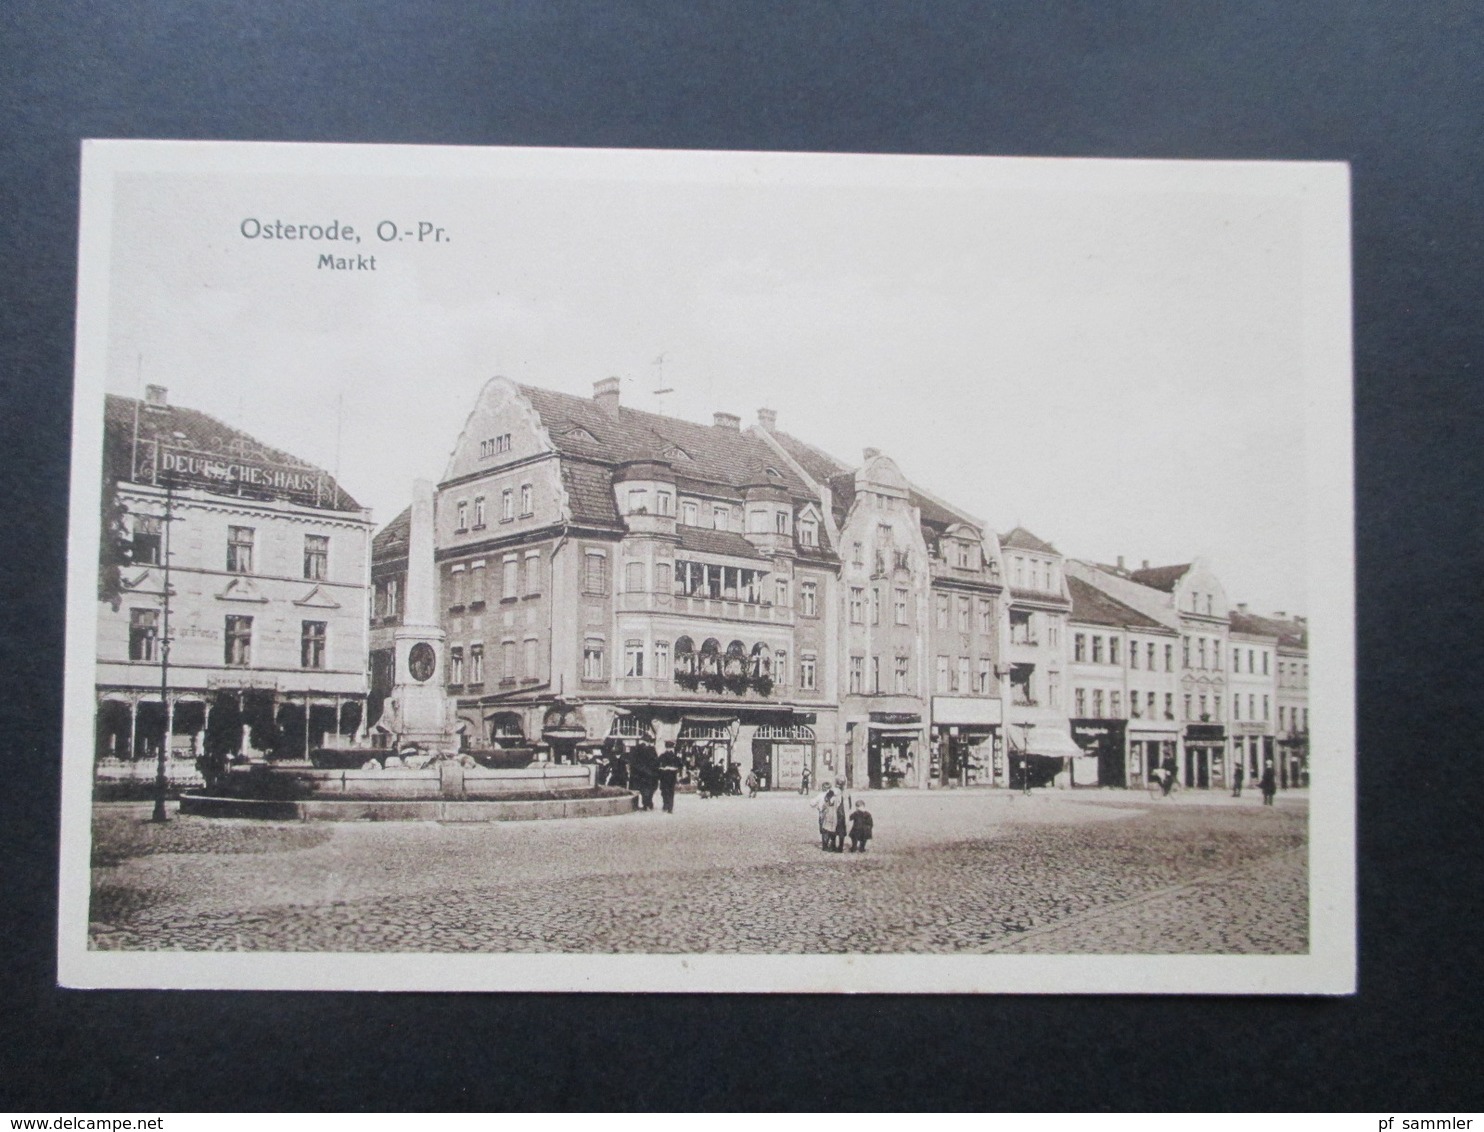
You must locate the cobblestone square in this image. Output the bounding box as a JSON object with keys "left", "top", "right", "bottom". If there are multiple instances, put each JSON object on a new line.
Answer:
{"left": 89, "top": 788, "right": 1307, "bottom": 955}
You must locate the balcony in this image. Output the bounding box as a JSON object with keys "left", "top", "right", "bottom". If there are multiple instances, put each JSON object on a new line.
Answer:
{"left": 616, "top": 590, "right": 795, "bottom": 625}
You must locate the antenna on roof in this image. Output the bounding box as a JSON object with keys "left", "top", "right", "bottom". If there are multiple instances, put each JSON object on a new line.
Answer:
{"left": 651, "top": 353, "right": 674, "bottom": 415}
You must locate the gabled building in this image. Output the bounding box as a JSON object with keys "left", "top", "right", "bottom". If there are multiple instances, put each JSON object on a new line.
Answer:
{"left": 96, "top": 385, "right": 373, "bottom": 773}
{"left": 1230, "top": 606, "right": 1309, "bottom": 789}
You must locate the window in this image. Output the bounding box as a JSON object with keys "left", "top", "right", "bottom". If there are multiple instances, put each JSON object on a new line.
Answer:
{"left": 1131, "top": 690, "right": 1142, "bottom": 717}
{"left": 225, "top": 615, "right": 253, "bottom": 666}
{"left": 976, "top": 657, "right": 991, "bottom": 695}
{"left": 1262, "top": 652, "right": 1270, "bottom": 675}
{"left": 469, "top": 643, "right": 484, "bottom": 683}
{"left": 624, "top": 639, "right": 645, "bottom": 678}
{"left": 1182, "top": 636, "right": 1191, "bottom": 667}
{"left": 799, "top": 581, "right": 817, "bottom": 617}
{"left": 1047, "top": 671, "right": 1061, "bottom": 708}
{"left": 871, "top": 587, "right": 881, "bottom": 625}
{"left": 1047, "top": 619, "right": 1060, "bottom": 648}
{"left": 501, "top": 640, "right": 516, "bottom": 682}
{"left": 1148, "top": 642, "right": 1157, "bottom": 670}
{"left": 1205, "top": 594, "right": 1213, "bottom": 615}
{"left": 936, "top": 655, "right": 949, "bottom": 693}
{"left": 625, "top": 561, "right": 646, "bottom": 593}
{"left": 628, "top": 488, "right": 648, "bottom": 514}
{"left": 503, "top": 556, "right": 519, "bottom": 599}
{"left": 775, "top": 577, "right": 789, "bottom": 607}
{"left": 711, "top": 505, "right": 729, "bottom": 530}
{"left": 1263, "top": 695, "right": 1271, "bottom": 721}
{"left": 957, "top": 597, "right": 971, "bottom": 632}
{"left": 448, "top": 645, "right": 464, "bottom": 684}
{"left": 1092, "top": 636, "right": 1104, "bottom": 664}
{"left": 1111, "top": 691, "right": 1121, "bottom": 717}
{"left": 1147, "top": 692, "right": 1156, "bottom": 719}
{"left": 955, "top": 541, "right": 973, "bottom": 568}
{"left": 1198, "top": 694, "right": 1209, "bottom": 720}
{"left": 131, "top": 515, "right": 162, "bottom": 565}
{"left": 852, "top": 541, "right": 863, "bottom": 566}
{"left": 1197, "top": 638, "right": 1207, "bottom": 668}
{"left": 524, "top": 551, "right": 542, "bottom": 595}
{"left": 896, "top": 654, "right": 911, "bottom": 693}
{"left": 584, "top": 551, "right": 607, "bottom": 594}
{"left": 799, "top": 517, "right": 817, "bottom": 546}
{"left": 935, "top": 594, "right": 949, "bottom": 629}
{"left": 775, "top": 649, "right": 789, "bottom": 686}
{"left": 849, "top": 587, "right": 864, "bottom": 623}
{"left": 681, "top": 500, "right": 698, "bottom": 525}
{"left": 895, "top": 588, "right": 910, "bottom": 625}
{"left": 521, "top": 484, "right": 534, "bottom": 516}
{"left": 467, "top": 561, "right": 486, "bottom": 607}
{"left": 654, "top": 640, "right": 670, "bottom": 681}
{"left": 977, "top": 599, "right": 992, "bottom": 635}
{"left": 466, "top": 495, "right": 481, "bottom": 529}
{"left": 1109, "top": 637, "right": 1121, "bottom": 665}
{"left": 1012, "top": 557, "right": 1024, "bottom": 586}
{"left": 1234, "top": 647, "right": 1242, "bottom": 671}
{"left": 1213, "top": 693, "right": 1222, "bottom": 720}
{"left": 1130, "top": 640, "right": 1140, "bottom": 669}
{"left": 128, "top": 608, "right": 158, "bottom": 661}
{"left": 870, "top": 655, "right": 881, "bottom": 693}
{"left": 1092, "top": 689, "right": 1104, "bottom": 717}
{"left": 448, "top": 565, "right": 467, "bottom": 608}
{"left": 227, "top": 526, "right": 254, "bottom": 573}
{"left": 849, "top": 656, "right": 864, "bottom": 694}
{"left": 1165, "top": 644, "right": 1174, "bottom": 671}
{"left": 1184, "top": 694, "right": 1193, "bottom": 720}
{"left": 523, "top": 637, "right": 539, "bottom": 679}
{"left": 1234, "top": 696, "right": 1241, "bottom": 720}
{"left": 799, "top": 653, "right": 817, "bottom": 691}
{"left": 956, "top": 656, "right": 970, "bottom": 693}
{"left": 1164, "top": 693, "right": 1173, "bottom": 719}
{"left": 478, "top": 433, "right": 512, "bottom": 458}
{"left": 583, "top": 639, "right": 604, "bottom": 681}
{"left": 455, "top": 501, "right": 468, "bottom": 532}
{"left": 1074, "top": 633, "right": 1087, "bottom": 662}
{"left": 775, "top": 510, "right": 791, "bottom": 535}
{"left": 1075, "top": 688, "right": 1087, "bottom": 716}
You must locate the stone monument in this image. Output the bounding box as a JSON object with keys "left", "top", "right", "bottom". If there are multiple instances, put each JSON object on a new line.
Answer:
{"left": 382, "top": 478, "right": 458, "bottom": 752}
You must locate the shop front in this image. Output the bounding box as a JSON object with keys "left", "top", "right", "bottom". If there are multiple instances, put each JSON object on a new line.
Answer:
{"left": 1127, "top": 731, "right": 1178, "bottom": 789}
{"left": 751, "top": 721, "right": 815, "bottom": 791}
{"left": 867, "top": 712, "right": 924, "bottom": 789}
{"left": 931, "top": 696, "right": 1003, "bottom": 787}
{"left": 1007, "top": 722, "right": 1085, "bottom": 789}
{"left": 1071, "top": 719, "right": 1128, "bottom": 788}
{"left": 1183, "top": 723, "right": 1227, "bottom": 789}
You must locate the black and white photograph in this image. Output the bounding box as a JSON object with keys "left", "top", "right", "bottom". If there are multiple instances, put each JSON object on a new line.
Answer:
{"left": 59, "top": 141, "right": 1354, "bottom": 993}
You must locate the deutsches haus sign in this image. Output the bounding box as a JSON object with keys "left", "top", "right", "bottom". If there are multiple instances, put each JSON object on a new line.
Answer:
{"left": 135, "top": 441, "right": 330, "bottom": 508}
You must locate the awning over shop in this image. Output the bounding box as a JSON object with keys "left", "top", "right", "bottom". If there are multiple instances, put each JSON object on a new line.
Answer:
{"left": 869, "top": 723, "right": 923, "bottom": 736}
{"left": 932, "top": 696, "right": 1003, "bottom": 727}
{"left": 1008, "top": 726, "right": 1083, "bottom": 759}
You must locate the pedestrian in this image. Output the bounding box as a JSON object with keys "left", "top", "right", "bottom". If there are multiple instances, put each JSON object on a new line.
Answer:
{"left": 745, "top": 768, "right": 759, "bottom": 798}
{"left": 1231, "top": 760, "right": 1245, "bottom": 798}
{"left": 631, "top": 739, "right": 660, "bottom": 811}
{"left": 1259, "top": 759, "right": 1277, "bottom": 806}
{"left": 607, "top": 740, "right": 629, "bottom": 789}
{"left": 657, "top": 741, "right": 683, "bottom": 813}
{"left": 799, "top": 765, "right": 812, "bottom": 796}
{"left": 813, "top": 783, "right": 843, "bottom": 851}
{"left": 833, "top": 779, "right": 850, "bottom": 849}
{"left": 726, "top": 761, "right": 743, "bottom": 796}
{"left": 847, "top": 799, "right": 874, "bottom": 852}
{"left": 1160, "top": 754, "right": 1178, "bottom": 797}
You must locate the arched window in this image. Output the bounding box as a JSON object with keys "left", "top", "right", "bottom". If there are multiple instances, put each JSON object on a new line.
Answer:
{"left": 724, "top": 640, "right": 747, "bottom": 677}
{"left": 674, "top": 636, "right": 695, "bottom": 676}
{"left": 699, "top": 638, "right": 721, "bottom": 675}
{"left": 749, "top": 642, "right": 772, "bottom": 678}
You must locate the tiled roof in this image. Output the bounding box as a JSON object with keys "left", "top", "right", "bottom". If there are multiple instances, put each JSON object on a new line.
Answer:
{"left": 1127, "top": 563, "right": 1192, "bottom": 592}
{"left": 1000, "top": 526, "right": 1059, "bottom": 554}
{"left": 769, "top": 429, "right": 852, "bottom": 487}
{"left": 1229, "top": 610, "right": 1308, "bottom": 649}
{"left": 560, "top": 460, "right": 623, "bottom": 529}
{"left": 105, "top": 393, "right": 362, "bottom": 511}
{"left": 1067, "top": 575, "right": 1168, "bottom": 631}
{"left": 675, "top": 525, "right": 770, "bottom": 561}
{"left": 373, "top": 506, "right": 411, "bottom": 560}
{"left": 519, "top": 384, "right": 812, "bottom": 500}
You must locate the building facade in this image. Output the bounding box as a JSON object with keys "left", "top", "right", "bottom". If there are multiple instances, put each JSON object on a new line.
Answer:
{"left": 96, "top": 386, "right": 373, "bottom": 772}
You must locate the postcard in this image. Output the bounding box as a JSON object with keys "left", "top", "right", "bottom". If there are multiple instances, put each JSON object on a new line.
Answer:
{"left": 60, "top": 141, "right": 1354, "bottom": 992}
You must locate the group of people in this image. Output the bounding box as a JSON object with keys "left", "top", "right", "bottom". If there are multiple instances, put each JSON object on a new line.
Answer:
{"left": 1230, "top": 759, "right": 1279, "bottom": 804}
{"left": 812, "top": 779, "right": 873, "bottom": 853}
{"left": 595, "top": 735, "right": 685, "bottom": 813}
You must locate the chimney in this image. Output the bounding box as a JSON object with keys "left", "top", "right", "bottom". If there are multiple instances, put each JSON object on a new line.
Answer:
{"left": 862, "top": 447, "right": 880, "bottom": 462}
{"left": 1236, "top": 602, "right": 1248, "bottom": 614}
{"left": 144, "top": 384, "right": 168, "bottom": 407}
{"left": 1116, "top": 555, "right": 1125, "bottom": 571}
{"left": 1273, "top": 610, "right": 1286, "bottom": 619}
{"left": 713, "top": 412, "right": 740, "bottom": 430}
{"left": 1295, "top": 615, "right": 1307, "bottom": 626}
{"left": 757, "top": 407, "right": 777, "bottom": 431}
{"left": 1141, "top": 559, "right": 1150, "bottom": 570}
{"left": 593, "top": 377, "right": 621, "bottom": 417}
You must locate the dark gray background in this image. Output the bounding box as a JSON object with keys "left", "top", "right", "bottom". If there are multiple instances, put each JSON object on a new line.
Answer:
{"left": 2, "top": 0, "right": 1479, "bottom": 1112}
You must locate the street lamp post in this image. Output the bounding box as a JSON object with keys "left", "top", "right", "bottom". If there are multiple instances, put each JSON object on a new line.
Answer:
{"left": 151, "top": 476, "right": 175, "bottom": 823}
{"left": 1018, "top": 721, "right": 1036, "bottom": 795}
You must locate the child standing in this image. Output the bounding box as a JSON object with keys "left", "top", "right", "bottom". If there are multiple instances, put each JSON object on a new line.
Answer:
{"left": 847, "top": 799, "right": 874, "bottom": 852}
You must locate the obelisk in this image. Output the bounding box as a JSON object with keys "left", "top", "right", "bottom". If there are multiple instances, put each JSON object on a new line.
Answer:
{"left": 386, "top": 479, "right": 455, "bottom": 750}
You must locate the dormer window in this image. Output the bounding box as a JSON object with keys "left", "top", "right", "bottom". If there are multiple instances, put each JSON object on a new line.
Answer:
{"left": 774, "top": 510, "right": 791, "bottom": 536}
{"left": 954, "top": 541, "right": 973, "bottom": 568}
{"left": 799, "top": 517, "right": 818, "bottom": 547}
{"left": 766, "top": 467, "right": 782, "bottom": 480}
{"left": 681, "top": 500, "right": 698, "bottom": 526}
{"left": 627, "top": 488, "right": 649, "bottom": 514}
{"left": 712, "top": 506, "right": 729, "bottom": 530}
